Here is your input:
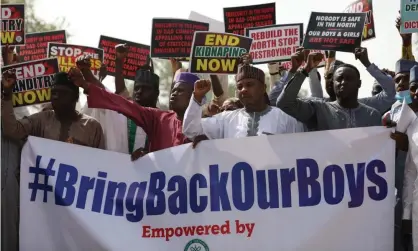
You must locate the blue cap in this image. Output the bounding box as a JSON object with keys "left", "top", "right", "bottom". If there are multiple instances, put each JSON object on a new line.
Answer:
{"left": 410, "top": 65, "right": 418, "bottom": 84}
{"left": 395, "top": 59, "right": 418, "bottom": 74}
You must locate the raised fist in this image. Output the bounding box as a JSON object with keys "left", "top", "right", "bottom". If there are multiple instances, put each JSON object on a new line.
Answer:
{"left": 76, "top": 54, "right": 92, "bottom": 70}
{"left": 290, "top": 48, "right": 305, "bottom": 72}
{"left": 304, "top": 52, "right": 324, "bottom": 72}
{"left": 239, "top": 53, "right": 253, "bottom": 65}
{"left": 193, "top": 79, "right": 211, "bottom": 102}
{"left": 68, "top": 67, "right": 87, "bottom": 88}
{"left": 115, "top": 44, "right": 128, "bottom": 60}
{"left": 354, "top": 47, "right": 371, "bottom": 67}
{"left": 1, "top": 69, "right": 17, "bottom": 89}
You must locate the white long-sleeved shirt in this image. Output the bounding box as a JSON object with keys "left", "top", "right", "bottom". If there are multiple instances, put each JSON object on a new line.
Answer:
{"left": 183, "top": 97, "right": 305, "bottom": 140}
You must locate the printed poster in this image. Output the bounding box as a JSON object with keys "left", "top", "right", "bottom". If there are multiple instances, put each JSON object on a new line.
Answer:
{"left": 303, "top": 12, "right": 366, "bottom": 53}
{"left": 1, "top": 58, "right": 59, "bottom": 107}
{"left": 189, "top": 32, "right": 253, "bottom": 74}
{"left": 400, "top": 0, "right": 418, "bottom": 34}
{"left": 1, "top": 4, "right": 25, "bottom": 46}
{"left": 16, "top": 30, "right": 67, "bottom": 62}
{"left": 343, "top": 0, "right": 376, "bottom": 41}
{"left": 223, "top": 2, "right": 276, "bottom": 36}
{"left": 20, "top": 126, "right": 394, "bottom": 250}
{"left": 98, "top": 35, "right": 150, "bottom": 81}
{"left": 245, "top": 23, "right": 303, "bottom": 64}
{"left": 47, "top": 42, "right": 104, "bottom": 79}
{"left": 150, "top": 18, "right": 209, "bottom": 59}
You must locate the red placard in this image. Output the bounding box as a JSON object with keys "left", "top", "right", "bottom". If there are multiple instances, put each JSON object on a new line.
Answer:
{"left": 1, "top": 4, "right": 25, "bottom": 46}
{"left": 99, "top": 35, "right": 150, "bottom": 81}
{"left": 16, "top": 30, "right": 67, "bottom": 62}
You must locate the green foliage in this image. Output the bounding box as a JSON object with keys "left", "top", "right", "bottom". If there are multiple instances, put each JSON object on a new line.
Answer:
{"left": 2, "top": 0, "right": 69, "bottom": 34}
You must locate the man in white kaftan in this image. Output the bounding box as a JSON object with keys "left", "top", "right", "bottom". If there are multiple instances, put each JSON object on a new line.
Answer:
{"left": 400, "top": 65, "right": 418, "bottom": 251}
{"left": 183, "top": 56, "right": 305, "bottom": 140}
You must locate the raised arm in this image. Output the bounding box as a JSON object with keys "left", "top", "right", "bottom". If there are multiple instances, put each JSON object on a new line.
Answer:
{"left": 76, "top": 54, "right": 105, "bottom": 89}
{"left": 276, "top": 51, "right": 322, "bottom": 123}
{"left": 268, "top": 62, "right": 296, "bottom": 105}
{"left": 114, "top": 44, "right": 129, "bottom": 95}
{"left": 308, "top": 68, "right": 324, "bottom": 98}
{"left": 69, "top": 67, "right": 157, "bottom": 136}
{"left": 1, "top": 70, "right": 42, "bottom": 140}
{"left": 183, "top": 80, "right": 224, "bottom": 139}
{"left": 355, "top": 47, "right": 396, "bottom": 114}
{"left": 396, "top": 15, "right": 415, "bottom": 61}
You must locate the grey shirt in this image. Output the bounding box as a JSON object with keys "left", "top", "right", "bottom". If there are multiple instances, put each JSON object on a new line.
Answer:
{"left": 277, "top": 71, "right": 382, "bottom": 131}
{"left": 269, "top": 64, "right": 396, "bottom": 115}
{"left": 308, "top": 64, "right": 396, "bottom": 114}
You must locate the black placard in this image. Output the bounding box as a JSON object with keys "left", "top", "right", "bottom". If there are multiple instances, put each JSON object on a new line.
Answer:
{"left": 150, "top": 18, "right": 209, "bottom": 58}
{"left": 99, "top": 35, "right": 150, "bottom": 81}
{"left": 16, "top": 30, "right": 67, "bottom": 62}
{"left": 303, "top": 12, "right": 366, "bottom": 53}
{"left": 223, "top": 2, "right": 276, "bottom": 36}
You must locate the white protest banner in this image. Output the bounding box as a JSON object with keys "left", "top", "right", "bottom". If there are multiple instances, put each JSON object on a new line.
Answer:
{"left": 20, "top": 127, "right": 395, "bottom": 251}
{"left": 245, "top": 23, "right": 303, "bottom": 64}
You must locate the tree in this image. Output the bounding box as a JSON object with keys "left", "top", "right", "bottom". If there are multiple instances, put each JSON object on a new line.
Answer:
{"left": 2, "top": 0, "right": 69, "bottom": 33}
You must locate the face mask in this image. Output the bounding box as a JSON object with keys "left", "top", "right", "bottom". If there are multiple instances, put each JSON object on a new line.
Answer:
{"left": 395, "top": 90, "right": 413, "bottom": 104}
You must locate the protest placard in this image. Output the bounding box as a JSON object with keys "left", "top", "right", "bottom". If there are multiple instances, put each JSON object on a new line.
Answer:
{"left": 303, "top": 12, "right": 366, "bottom": 53}
{"left": 343, "top": 0, "right": 375, "bottom": 41}
{"left": 245, "top": 23, "right": 303, "bottom": 64}
{"left": 189, "top": 32, "right": 252, "bottom": 74}
{"left": 1, "top": 58, "right": 59, "bottom": 107}
{"left": 16, "top": 30, "right": 67, "bottom": 62}
{"left": 47, "top": 42, "right": 104, "bottom": 79}
{"left": 400, "top": 0, "right": 418, "bottom": 34}
{"left": 1, "top": 4, "right": 25, "bottom": 46}
{"left": 223, "top": 3, "right": 276, "bottom": 36}
{"left": 151, "top": 18, "right": 209, "bottom": 59}
{"left": 98, "top": 35, "right": 150, "bottom": 81}
{"left": 20, "top": 127, "right": 394, "bottom": 250}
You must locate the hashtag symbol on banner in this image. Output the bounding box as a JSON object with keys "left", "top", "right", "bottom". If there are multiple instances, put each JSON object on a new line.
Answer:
{"left": 28, "top": 155, "right": 56, "bottom": 203}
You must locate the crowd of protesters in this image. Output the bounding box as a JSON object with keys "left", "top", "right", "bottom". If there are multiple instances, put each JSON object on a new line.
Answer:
{"left": 1, "top": 11, "right": 418, "bottom": 251}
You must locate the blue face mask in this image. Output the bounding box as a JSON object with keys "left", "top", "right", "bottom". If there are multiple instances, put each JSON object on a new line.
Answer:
{"left": 395, "top": 90, "right": 413, "bottom": 104}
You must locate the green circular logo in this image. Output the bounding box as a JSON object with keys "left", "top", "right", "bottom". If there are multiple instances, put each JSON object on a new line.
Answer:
{"left": 184, "top": 239, "right": 209, "bottom": 251}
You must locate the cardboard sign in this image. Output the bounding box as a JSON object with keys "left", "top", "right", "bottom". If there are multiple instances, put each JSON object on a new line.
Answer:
{"left": 400, "top": 0, "right": 418, "bottom": 34}
{"left": 343, "top": 0, "right": 375, "bottom": 41}
{"left": 303, "top": 12, "right": 366, "bottom": 53}
{"left": 245, "top": 23, "right": 303, "bottom": 64}
{"left": 98, "top": 35, "right": 150, "bottom": 81}
{"left": 189, "top": 32, "right": 252, "bottom": 74}
{"left": 16, "top": 30, "right": 67, "bottom": 62}
{"left": 223, "top": 3, "right": 276, "bottom": 36}
{"left": 47, "top": 42, "right": 104, "bottom": 79}
{"left": 1, "top": 4, "right": 25, "bottom": 46}
{"left": 2, "top": 58, "right": 59, "bottom": 107}
{"left": 150, "top": 18, "right": 209, "bottom": 58}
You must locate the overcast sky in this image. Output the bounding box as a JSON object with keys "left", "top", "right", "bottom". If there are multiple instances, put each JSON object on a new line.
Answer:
{"left": 33, "top": 0, "right": 409, "bottom": 100}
